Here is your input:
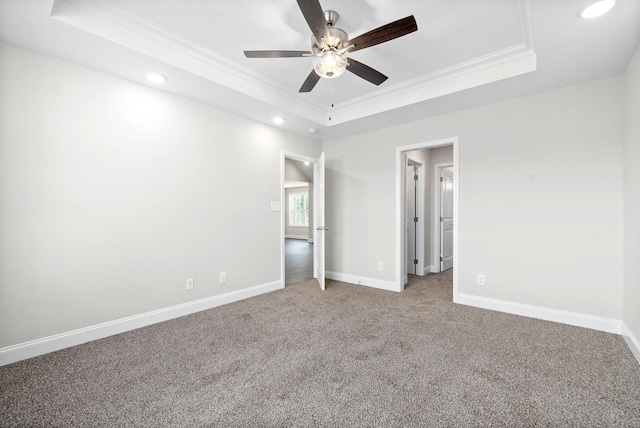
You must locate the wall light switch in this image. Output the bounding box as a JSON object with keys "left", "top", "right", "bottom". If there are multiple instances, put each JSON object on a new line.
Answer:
{"left": 186, "top": 278, "right": 194, "bottom": 290}
{"left": 270, "top": 202, "right": 281, "bottom": 211}
{"left": 219, "top": 272, "right": 227, "bottom": 284}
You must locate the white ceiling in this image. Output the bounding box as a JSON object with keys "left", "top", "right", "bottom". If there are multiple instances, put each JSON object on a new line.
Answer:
{"left": 1, "top": 0, "right": 639, "bottom": 140}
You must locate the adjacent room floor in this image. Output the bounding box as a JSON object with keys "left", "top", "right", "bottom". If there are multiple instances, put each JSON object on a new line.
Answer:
{"left": 285, "top": 238, "right": 313, "bottom": 285}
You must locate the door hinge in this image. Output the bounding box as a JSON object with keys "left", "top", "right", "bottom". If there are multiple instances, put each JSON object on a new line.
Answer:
{"left": 440, "top": 256, "right": 443, "bottom": 262}
{"left": 414, "top": 175, "right": 418, "bottom": 181}
{"left": 414, "top": 259, "right": 418, "bottom": 265}
{"left": 414, "top": 217, "right": 418, "bottom": 223}
{"left": 440, "top": 177, "right": 443, "bottom": 182}
{"left": 440, "top": 216, "right": 443, "bottom": 222}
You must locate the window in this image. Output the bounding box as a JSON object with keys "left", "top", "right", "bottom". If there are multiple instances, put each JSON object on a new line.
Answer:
{"left": 289, "top": 193, "right": 309, "bottom": 227}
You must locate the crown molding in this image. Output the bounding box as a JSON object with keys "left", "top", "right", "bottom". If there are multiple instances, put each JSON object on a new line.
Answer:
{"left": 50, "top": 0, "right": 327, "bottom": 122}
{"left": 328, "top": 43, "right": 536, "bottom": 125}
{"left": 50, "top": 0, "right": 535, "bottom": 128}
{"left": 327, "top": 0, "right": 536, "bottom": 125}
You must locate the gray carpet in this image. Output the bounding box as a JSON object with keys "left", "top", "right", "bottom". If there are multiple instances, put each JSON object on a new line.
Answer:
{"left": 1, "top": 272, "right": 639, "bottom": 427}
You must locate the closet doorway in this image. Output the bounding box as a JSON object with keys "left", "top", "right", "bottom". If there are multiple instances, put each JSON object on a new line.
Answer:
{"left": 395, "top": 138, "right": 458, "bottom": 294}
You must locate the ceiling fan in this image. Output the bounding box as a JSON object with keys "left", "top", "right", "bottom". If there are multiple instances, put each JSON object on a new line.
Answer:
{"left": 244, "top": 0, "right": 418, "bottom": 93}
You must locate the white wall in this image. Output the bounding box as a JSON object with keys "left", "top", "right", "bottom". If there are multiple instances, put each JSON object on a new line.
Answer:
{"left": 324, "top": 75, "right": 624, "bottom": 320}
{"left": 624, "top": 44, "right": 640, "bottom": 348}
{"left": 0, "top": 43, "right": 320, "bottom": 349}
{"left": 284, "top": 158, "right": 309, "bottom": 183}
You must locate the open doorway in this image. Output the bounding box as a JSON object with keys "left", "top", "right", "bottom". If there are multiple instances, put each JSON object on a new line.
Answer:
{"left": 283, "top": 157, "right": 314, "bottom": 285}
{"left": 395, "top": 138, "right": 458, "bottom": 297}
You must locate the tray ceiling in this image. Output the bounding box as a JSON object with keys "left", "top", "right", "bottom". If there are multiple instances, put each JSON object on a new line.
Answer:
{"left": 0, "top": 0, "right": 638, "bottom": 140}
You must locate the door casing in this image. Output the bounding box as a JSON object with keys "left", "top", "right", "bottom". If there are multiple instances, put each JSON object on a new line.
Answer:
{"left": 395, "top": 138, "right": 459, "bottom": 297}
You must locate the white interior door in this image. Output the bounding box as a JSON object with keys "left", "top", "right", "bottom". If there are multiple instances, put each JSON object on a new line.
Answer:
{"left": 440, "top": 167, "right": 454, "bottom": 271}
{"left": 313, "top": 153, "right": 326, "bottom": 290}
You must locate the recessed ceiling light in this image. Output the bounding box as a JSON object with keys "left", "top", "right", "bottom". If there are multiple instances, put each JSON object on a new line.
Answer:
{"left": 304, "top": 161, "right": 310, "bottom": 166}
{"left": 308, "top": 128, "right": 318, "bottom": 134}
{"left": 146, "top": 73, "right": 167, "bottom": 84}
{"left": 272, "top": 117, "right": 286, "bottom": 125}
{"left": 578, "top": 0, "right": 617, "bottom": 19}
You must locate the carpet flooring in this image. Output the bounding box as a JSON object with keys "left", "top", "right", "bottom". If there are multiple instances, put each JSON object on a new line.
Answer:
{"left": 1, "top": 272, "right": 639, "bottom": 427}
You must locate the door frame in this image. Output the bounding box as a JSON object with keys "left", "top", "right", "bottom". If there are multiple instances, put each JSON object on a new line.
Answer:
{"left": 281, "top": 151, "right": 320, "bottom": 287}
{"left": 432, "top": 163, "right": 454, "bottom": 273}
{"left": 395, "top": 137, "right": 459, "bottom": 298}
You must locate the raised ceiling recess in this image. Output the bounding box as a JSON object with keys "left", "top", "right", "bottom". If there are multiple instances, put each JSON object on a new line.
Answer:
{"left": 47, "top": 0, "right": 536, "bottom": 128}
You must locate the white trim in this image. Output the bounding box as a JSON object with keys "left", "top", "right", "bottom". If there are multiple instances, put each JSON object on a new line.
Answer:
{"left": 329, "top": 43, "right": 535, "bottom": 125}
{"left": 51, "top": 0, "right": 535, "bottom": 127}
{"left": 51, "top": 0, "right": 326, "bottom": 123}
{"left": 456, "top": 293, "right": 623, "bottom": 334}
{"left": 424, "top": 265, "right": 435, "bottom": 274}
{"left": 0, "top": 280, "right": 283, "bottom": 367}
{"left": 622, "top": 323, "right": 640, "bottom": 365}
{"left": 326, "top": 271, "right": 398, "bottom": 293}
{"left": 452, "top": 142, "right": 459, "bottom": 300}
{"left": 396, "top": 137, "right": 459, "bottom": 297}
{"left": 285, "top": 234, "right": 308, "bottom": 240}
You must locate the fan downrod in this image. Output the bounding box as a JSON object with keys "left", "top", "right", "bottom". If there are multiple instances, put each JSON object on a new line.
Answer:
{"left": 324, "top": 10, "right": 339, "bottom": 27}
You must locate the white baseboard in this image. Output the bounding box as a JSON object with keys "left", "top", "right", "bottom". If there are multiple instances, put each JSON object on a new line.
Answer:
{"left": 0, "top": 280, "right": 283, "bottom": 367}
{"left": 326, "top": 271, "right": 399, "bottom": 292}
{"left": 455, "top": 293, "right": 623, "bottom": 334}
{"left": 285, "top": 234, "right": 308, "bottom": 240}
{"left": 622, "top": 323, "right": 640, "bottom": 365}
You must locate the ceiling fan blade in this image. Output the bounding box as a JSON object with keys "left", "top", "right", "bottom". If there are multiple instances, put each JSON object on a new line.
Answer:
{"left": 345, "top": 15, "right": 417, "bottom": 53}
{"left": 346, "top": 58, "right": 388, "bottom": 86}
{"left": 244, "top": 50, "right": 312, "bottom": 58}
{"left": 299, "top": 70, "right": 321, "bottom": 92}
{"left": 297, "top": 0, "right": 331, "bottom": 45}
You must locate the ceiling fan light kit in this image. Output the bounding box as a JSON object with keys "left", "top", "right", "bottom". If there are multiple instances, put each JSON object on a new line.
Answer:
{"left": 243, "top": 0, "right": 417, "bottom": 93}
{"left": 313, "top": 52, "right": 347, "bottom": 78}
{"left": 310, "top": 17, "right": 348, "bottom": 78}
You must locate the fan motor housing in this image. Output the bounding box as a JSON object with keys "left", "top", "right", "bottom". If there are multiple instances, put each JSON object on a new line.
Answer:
{"left": 311, "top": 27, "right": 348, "bottom": 53}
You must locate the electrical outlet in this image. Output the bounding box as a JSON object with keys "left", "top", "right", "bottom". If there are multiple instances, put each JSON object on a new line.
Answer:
{"left": 219, "top": 272, "right": 227, "bottom": 284}
{"left": 378, "top": 262, "right": 384, "bottom": 272}
{"left": 477, "top": 274, "right": 485, "bottom": 286}
{"left": 186, "top": 278, "right": 194, "bottom": 290}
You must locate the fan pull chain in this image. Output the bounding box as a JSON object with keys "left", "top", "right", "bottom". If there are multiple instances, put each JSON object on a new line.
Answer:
{"left": 331, "top": 80, "right": 334, "bottom": 108}
{"left": 329, "top": 80, "right": 334, "bottom": 121}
